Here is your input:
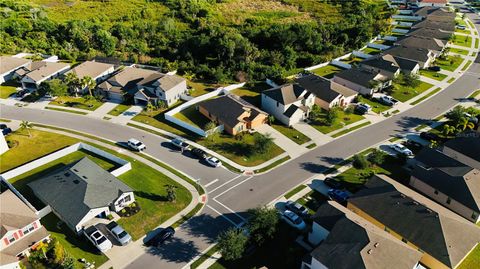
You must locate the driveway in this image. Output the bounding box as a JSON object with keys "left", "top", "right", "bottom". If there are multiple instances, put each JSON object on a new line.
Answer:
{"left": 254, "top": 124, "right": 307, "bottom": 158}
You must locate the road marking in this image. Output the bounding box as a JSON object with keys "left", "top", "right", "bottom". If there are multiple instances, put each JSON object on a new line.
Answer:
{"left": 213, "top": 176, "right": 254, "bottom": 200}
{"left": 213, "top": 198, "right": 247, "bottom": 222}
{"left": 206, "top": 205, "right": 241, "bottom": 227}
{"left": 208, "top": 174, "right": 243, "bottom": 193}
{"left": 204, "top": 179, "right": 219, "bottom": 188}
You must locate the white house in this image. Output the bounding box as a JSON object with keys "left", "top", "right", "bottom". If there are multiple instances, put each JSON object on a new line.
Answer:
{"left": 20, "top": 62, "right": 70, "bottom": 90}
{"left": 0, "top": 56, "right": 31, "bottom": 84}
{"left": 64, "top": 61, "right": 115, "bottom": 94}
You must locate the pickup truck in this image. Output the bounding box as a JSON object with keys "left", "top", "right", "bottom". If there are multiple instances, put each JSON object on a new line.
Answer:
{"left": 106, "top": 221, "right": 132, "bottom": 246}
{"left": 84, "top": 226, "right": 113, "bottom": 253}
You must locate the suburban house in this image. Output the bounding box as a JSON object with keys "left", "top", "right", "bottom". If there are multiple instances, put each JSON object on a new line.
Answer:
{"left": 0, "top": 56, "right": 31, "bottom": 84}
{"left": 97, "top": 66, "right": 187, "bottom": 106}
{"left": 410, "top": 147, "right": 480, "bottom": 223}
{"left": 332, "top": 68, "right": 391, "bottom": 96}
{"left": 359, "top": 54, "right": 402, "bottom": 80}
{"left": 261, "top": 83, "right": 315, "bottom": 126}
{"left": 296, "top": 74, "right": 357, "bottom": 110}
{"left": 28, "top": 157, "right": 135, "bottom": 233}
{"left": 411, "top": 19, "right": 455, "bottom": 32}
{"left": 405, "top": 27, "right": 453, "bottom": 41}
{"left": 0, "top": 190, "right": 49, "bottom": 269}
{"left": 442, "top": 136, "right": 480, "bottom": 170}
{"left": 411, "top": 0, "right": 448, "bottom": 8}
{"left": 383, "top": 45, "right": 436, "bottom": 69}
{"left": 64, "top": 61, "right": 115, "bottom": 94}
{"left": 198, "top": 94, "right": 268, "bottom": 135}
{"left": 348, "top": 175, "right": 480, "bottom": 269}
{"left": 19, "top": 62, "right": 70, "bottom": 90}
{"left": 302, "top": 203, "right": 423, "bottom": 269}
{"left": 394, "top": 36, "right": 446, "bottom": 56}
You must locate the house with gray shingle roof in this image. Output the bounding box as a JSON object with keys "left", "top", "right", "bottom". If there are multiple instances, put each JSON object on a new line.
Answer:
{"left": 28, "top": 157, "right": 135, "bottom": 233}
{"left": 20, "top": 61, "right": 70, "bottom": 90}
{"left": 65, "top": 61, "right": 115, "bottom": 94}
{"left": 0, "top": 56, "right": 31, "bottom": 84}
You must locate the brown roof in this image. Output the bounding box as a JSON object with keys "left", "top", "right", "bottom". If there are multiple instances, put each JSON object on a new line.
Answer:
{"left": 107, "top": 67, "right": 159, "bottom": 87}
{"left": 0, "top": 190, "right": 38, "bottom": 238}
{"left": 1, "top": 226, "right": 49, "bottom": 265}
{"left": 24, "top": 62, "right": 70, "bottom": 82}
{"left": 65, "top": 61, "right": 114, "bottom": 79}
{"left": 0, "top": 56, "right": 31, "bottom": 74}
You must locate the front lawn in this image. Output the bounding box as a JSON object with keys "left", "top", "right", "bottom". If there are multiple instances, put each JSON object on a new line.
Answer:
{"left": 452, "top": 34, "right": 472, "bottom": 48}
{"left": 449, "top": 47, "right": 470, "bottom": 55}
{"left": 197, "top": 133, "right": 284, "bottom": 167}
{"left": 0, "top": 81, "right": 19, "bottom": 99}
{"left": 390, "top": 81, "right": 433, "bottom": 103}
{"left": 419, "top": 69, "right": 447, "bottom": 81}
{"left": 356, "top": 95, "right": 391, "bottom": 114}
{"left": 173, "top": 105, "right": 211, "bottom": 129}
{"left": 435, "top": 55, "right": 464, "bottom": 72}
{"left": 311, "top": 65, "right": 344, "bottom": 79}
{"left": 107, "top": 104, "right": 131, "bottom": 116}
{"left": 309, "top": 109, "right": 365, "bottom": 134}
{"left": 270, "top": 121, "right": 310, "bottom": 145}
{"left": 49, "top": 96, "right": 103, "bottom": 111}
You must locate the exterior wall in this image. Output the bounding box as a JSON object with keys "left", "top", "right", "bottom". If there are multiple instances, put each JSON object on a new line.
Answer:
{"left": 0, "top": 133, "right": 9, "bottom": 155}
{"left": 113, "top": 192, "right": 135, "bottom": 212}
{"left": 0, "top": 261, "right": 20, "bottom": 269}
{"left": 261, "top": 94, "right": 290, "bottom": 125}
{"left": 442, "top": 147, "right": 480, "bottom": 170}
{"left": 158, "top": 80, "right": 188, "bottom": 107}
{"left": 75, "top": 207, "right": 110, "bottom": 233}
{"left": 0, "top": 220, "right": 41, "bottom": 250}
{"left": 308, "top": 222, "right": 330, "bottom": 246}
{"left": 409, "top": 175, "right": 480, "bottom": 223}
{"left": 310, "top": 258, "right": 329, "bottom": 269}
{"left": 332, "top": 78, "right": 373, "bottom": 96}
{"left": 108, "top": 91, "right": 124, "bottom": 102}
{"left": 0, "top": 61, "right": 31, "bottom": 84}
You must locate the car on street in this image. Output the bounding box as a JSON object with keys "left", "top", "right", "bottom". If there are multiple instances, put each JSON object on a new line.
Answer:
{"left": 428, "top": 66, "right": 441, "bottom": 72}
{"left": 106, "top": 221, "right": 132, "bottom": 246}
{"left": 285, "top": 200, "right": 309, "bottom": 217}
{"left": 84, "top": 226, "right": 113, "bottom": 253}
{"left": 144, "top": 227, "right": 175, "bottom": 248}
{"left": 171, "top": 138, "right": 189, "bottom": 151}
{"left": 323, "top": 177, "right": 344, "bottom": 189}
{"left": 389, "top": 143, "right": 413, "bottom": 156}
{"left": 127, "top": 138, "right": 146, "bottom": 151}
{"left": 327, "top": 189, "right": 349, "bottom": 203}
{"left": 191, "top": 148, "right": 207, "bottom": 159}
{"left": 205, "top": 156, "right": 222, "bottom": 167}
{"left": 281, "top": 210, "right": 306, "bottom": 230}
{"left": 377, "top": 95, "right": 398, "bottom": 106}
{"left": 403, "top": 140, "right": 423, "bottom": 151}
{"left": 355, "top": 103, "right": 371, "bottom": 115}
{"left": 420, "top": 132, "right": 440, "bottom": 141}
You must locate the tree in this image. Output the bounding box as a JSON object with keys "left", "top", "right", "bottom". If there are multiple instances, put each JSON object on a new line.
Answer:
{"left": 146, "top": 102, "right": 156, "bottom": 112}
{"left": 204, "top": 121, "right": 216, "bottom": 131}
{"left": 268, "top": 115, "right": 275, "bottom": 125}
{"left": 456, "top": 117, "right": 475, "bottom": 131}
{"left": 81, "top": 76, "right": 96, "bottom": 96}
{"left": 64, "top": 72, "right": 81, "bottom": 96}
{"left": 20, "top": 120, "right": 33, "bottom": 138}
{"left": 254, "top": 133, "right": 274, "bottom": 154}
{"left": 325, "top": 107, "right": 339, "bottom": 126}
{"left": 217, "top": 228, "right": 248, "bottom": 261}
{"left": 368, "top": 149, "right": 386, "bottom": 165}
{"left": 403, "top": 73, "right": 421, "bottom": 88}
{"left": 446, "top": 106, "right": 466, "bottom": 126}
{"left": 40, "top": 79, "right": 68, "bottom": 97}
{"left": 309, "top": 104, "right": 322, "bottom": 120}
{"left": 165, "top": 184, "right": 177, "bottom": 202}
{"left": 442, "top": 124, "right": 456, "bottom": 136}
{"left": 246, "top": 206, "right": 279, "bottom": 246}
{"left": 352, "top": 154, "right": 369, "bottom": 169}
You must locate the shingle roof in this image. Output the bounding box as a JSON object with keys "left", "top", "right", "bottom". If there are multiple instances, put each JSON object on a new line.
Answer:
{"left": 0, "top": 190, "right": 38, "bottom": 238}
{"left": 28, "top": 157, "right": 133, "bottom": 229}
{"left": 311, "top": 203, "right": 344, "bottom": 231}
{"left": 262, "top": 84, "right": 307, "bottom": 105}
{"left": 296, "top": 74, "right": 356, "bottom": 103}
{"left": 105, "top": 67, "right": 160, "bottom": 91}
{"left": 391, "top": 56, "right": 420, "bottom": 71}
{"left": 349, "top": 175, "right": 480, "bottom": 268}
{"left": 444, "top": 136, "right": 480, "bottom": 164}
{"left": 24, "top": 62, "right": 70, "bottom": 82}
{"left": 383, "top": 45, "right": 431, "bottom": 63}
{"left": 405, "top": 28, "right": 452, "bottom": 41}
{"left": 334, "top": 68, "right": 380, "bottom": 88}
{"left": 395, "top": 36, "right": 446, "bottom": 52}
{"left": 65, "top": 61, "right": 114, "bottom": 80}
{"left": 360, "top": 54, "right": 401, "bottom": 73}
{"left": 412, "top": 20, "right": 455, "bottom": 32}
{"left": 0, "top": 56, "right": 30, "bottom": 74}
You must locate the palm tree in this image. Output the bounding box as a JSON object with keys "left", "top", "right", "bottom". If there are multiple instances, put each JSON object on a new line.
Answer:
{"left": 81, "top": 76, "right": 96, "bottom": 96}
{"left": 20, "top": 121, "right": 33, "bottom": 137}
{"left": 442, "top": 124, "right": 456, "bottom": 136}
{"left": 456, "top": 118, "right": 475, "bottom": 131}
{"left": 64, "top": 72, "right": 81, "bottom": 96}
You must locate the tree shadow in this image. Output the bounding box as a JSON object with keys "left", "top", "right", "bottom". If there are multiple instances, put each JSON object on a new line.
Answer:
{"left": 143, "top": 236, "right": 200, "bottom": 264}
{"left": 395, "top": 115, "right": 430, "bottom": 130}
{"left": 135, "top": 191, "right": 169, "bottom": 202}
{"left": 299, "top": 162, "right": 329, "bottom": 174}
{"left": 319, "top": 156, "right": 345, "bottom": 165}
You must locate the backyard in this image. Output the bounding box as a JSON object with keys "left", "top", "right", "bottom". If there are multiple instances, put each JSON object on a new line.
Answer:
{"left": 49, "top": 96, "right": 103, "bottom": 111}
{"left": 309, "top": 108, "right": 365, "bottom": 134}
{"left": 230, "top": 81, "right": 271, "bottom": 107}
{"left": 390, "top": 81, "right": 433, "bottom": 103}
{"left": 311, "top": 65, "right": 344, "bottom": 79}
{"left": 360, "top": 47, "right": 381, "bottom": 55}
{"left": 435, "top": 55, "right": 464, "bottom": 72}
{"left": 173, "top": 105, "right": 211, "bottom": 129}
{"left": 187, "top": 80, "right": 224, "bottom": 97}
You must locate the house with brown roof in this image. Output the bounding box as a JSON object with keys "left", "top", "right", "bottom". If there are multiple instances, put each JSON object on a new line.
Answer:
{"left": 19, "top": 61, "right": 70, "bottom": 90}
{"left": 0, "top": 56, "right": 31, "bottom": 84}
{"left": 0, "top": 190, "right": 49, "bottom": 269}
{"left": 394, "top": 36, "right": 447, "bottom": 57}
{"left": 65, "top": 61, "right": 115, "bottom": 94}
{"left": 198, "top": 94, "right": 267, "bottom": 135}
{"left": 332, "top": 68, "right": 391, "bottom": 96}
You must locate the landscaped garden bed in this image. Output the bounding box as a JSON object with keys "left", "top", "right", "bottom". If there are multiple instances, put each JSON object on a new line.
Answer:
{"left": 49, "top": 96, "right": 103, "bottom": 111}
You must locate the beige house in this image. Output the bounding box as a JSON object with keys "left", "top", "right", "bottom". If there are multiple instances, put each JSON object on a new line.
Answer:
{"left": 65, "top": 61, "right": 115, "bottom": 94}
{"left": 332, "top": 68, "right": 391, "bottom": 96}
{"left": 20, "top": 62, "right": 70, "bottom": 90}
{"left": 0, "top": 56, "right": 31, "bottom": 84}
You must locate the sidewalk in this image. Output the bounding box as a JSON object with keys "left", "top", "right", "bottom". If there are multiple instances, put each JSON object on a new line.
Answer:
{"left": 292, "top": 122, "right": 333, "bottom": 146}
{"left": 89, "top": 101, "right": 120, "bottom": 118}
{"left": 254, "top": 124, "right": 308, "bottom": 158}
{"left": 111, "top": 106, "right": 143, "bottom": 124}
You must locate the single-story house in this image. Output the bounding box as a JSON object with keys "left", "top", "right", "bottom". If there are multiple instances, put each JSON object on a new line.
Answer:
{"left": 261, "top": 83, "right": 315, "bottom": 126}
{"left": 405, "top": 27, "right": 453, "bottom": 41}
{"left": 348, "top": 175, "right": 480, "bottom": 269}
{"left": 0, "top": 190, "right": 49, "bottom": 269}
{"left": 332, "top": 68, "right": 391, "bottom": 96}
{"left": 64, "top": 61, "right": 115, "bottom": 94}
{"left": 394, "top": 36, "right": 446, "bottom": 57}
{"left": 359, "top": 54, "right": 402, "bottom": 80}
{"left": 28, "top": 157, "right": 135, "bottom": 233}
{"left": 198, "top": 94, "right": 268, "bottom": 135}
{"left": 383, "top": 45, "right": 436, "bottom": 69}
{"left": 415, "top": 0, "right": 448, "bottom": 7}
{"left": 0, "top": 56, "right": 31, "bottom": 84}
{"left": 296, "top": 74, "right": 357, "bottom": 110}
{"left": 410, "top": 147, "right": 480, "bottom": 223}
{"left": 411, "top": 19, "right": 455, "bottom": 32}
{"left": 302, "top": 203, "right": 423, "bottom": 269}
{"left": 442, "top": 136, "right": 480, "bottom": 170}
{"left": 20, "top": 62, "right": 70, "bottom": 90}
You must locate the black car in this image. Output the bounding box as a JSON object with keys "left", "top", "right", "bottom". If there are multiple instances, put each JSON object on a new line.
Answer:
{"left": 16, "top": 90, "right": 29, "bottom": 98}
{"left": 324, "top": 177, "right": 344, "bottom": 189}
{"left": 420, "top": 132, "right": 440, "bottom": 141}
{"left": 144, "top": 227, "right": 175, "bottom": 247}
{"left": 403, "top": 140, "right": 423, "bottom": 151}
{"left": 428, "top": 66, "right": 441, "bottom": 72}
{"left": 191, "top": 148, "right": 207, "bottom": 159}
{"left": 2, "top": 128, "right": 12, "bottom": 136}
{"left": 0, "top": 124, "right": 7, "bottom": 130}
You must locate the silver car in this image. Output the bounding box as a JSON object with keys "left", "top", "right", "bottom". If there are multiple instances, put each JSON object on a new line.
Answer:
{"left": 106, "top": 221, "right": 132, "bottom": 246}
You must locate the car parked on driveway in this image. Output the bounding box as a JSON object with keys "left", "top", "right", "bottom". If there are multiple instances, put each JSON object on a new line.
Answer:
{"left": 281, "top": 210, "right": 306, "bottom": 230}
{"left": 327, "top": 189, "right": 349, "bottom": 203}
{"left": 354, "top": 103, "right": 371, "bottom": 115}
{"left": 389, "top": 143, "right": 413, "bottom": 157}
{"left": 191, "top": 148, "right": 207, "bottom": 159}
{"left": 144, "top": 227, "right": 175, "bottom": 248}
{"left": 323, "top": 177, "right": 344, "bottom": 190}
{"left": 127, "top": 138, "right": 146, "bottom": 151}
{"left": 106, "top": 221, "right": 132, "bottom": 246}
{"left": 84, "top": 226, "right": 113, "bottom": 253}
{"left": 285, "top": 200, "right": 309, "bottom": 217}
{"left": 205, "top": 156, "right": 222, "bottom": 167}
{"left": 428, "top": 66, "right": 441, "bottom": 72}
{"left": 1, "top": 128, "right": 12, "bottom": 136}
{"left": 420, "top": 132, "right": 440, "bottom": 142}
{"left": 171, "top": 138, "right": 189, "bottom": 151}
{"left": 377, "top": 95, "right": 398, "bottom": 106}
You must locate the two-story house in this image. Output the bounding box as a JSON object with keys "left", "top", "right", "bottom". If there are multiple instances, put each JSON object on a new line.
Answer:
{"left": 360, "top": 54, "right": 420, "bottom": 78}
{"left": 0, "top": 190, "right": 49, "bottom": 269}
{"left": 442, "top": 136, "right": 480, "bottom": 170}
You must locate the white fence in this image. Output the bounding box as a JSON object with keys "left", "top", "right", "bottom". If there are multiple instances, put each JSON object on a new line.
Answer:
{"left": 392, "top": 28, "right": 409, "bottom": 34}
{"left": 305, "top": 61, "right": 330, "bottom": 71}
{"left": 352, "top": 51, "right": 373, "bottom": 59}
{"left": 330, "top": 60, "right": 352, "bottom": 69}
{"left": 392, "top": 15, "right": 422, "bottom": 21}
{"left": 164, "top": 83, "right": 245, "bottom": 137}
{"left": 367, "top": 43, "right": 391, "bottom": 51}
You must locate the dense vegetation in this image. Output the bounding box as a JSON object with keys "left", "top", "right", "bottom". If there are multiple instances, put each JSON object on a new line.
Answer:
{"left": 0, "top": 0, "right": 393, "bottom": 83}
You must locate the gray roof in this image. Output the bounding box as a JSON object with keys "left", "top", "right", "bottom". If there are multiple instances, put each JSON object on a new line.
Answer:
{"left": 412, "top": 20, "right": 455, "bottom": 32}
{"left": 349, "top": 175, "right": 480, "bottom": 268}
{"left": 296, "top": 74, "right": 356, "bottom": 103}
{"left": 262, "top": 84, "right": 307, "bottom": 105}
{"left": 283, "top": 104, "right": 308, "bottom": 118}
{"left": 24, "top": 62, "right": 70, "bottom": 82}
{"left": 443, "top": 136, "right": 480, "bottom": 165}
{"left": 28, "top": 157, "right": 133, "bottom": 229}
{"left": 311, "top": 203, "right": 344, "bottom": 231}
{"left": 383, "top": 45, "right": 431, "bottom": 63}
{"left": 65, "top": 61, "right": 114, "bottom": 79}
{"left": 0, "top": 56, "right": 30, "bottom": 74}
{"left": 334, "top": 68, "right": 380, "bottom": 88}
{"left": 360, "top": 54, "right": 401, "bottom": 73}
{"left": 395, "top": 36, "right": 446, "bottom": 52}
{"left": 406, "top": 28, "right": 453, "bottom": 41}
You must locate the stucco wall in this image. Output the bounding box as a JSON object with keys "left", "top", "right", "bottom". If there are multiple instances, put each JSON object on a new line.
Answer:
{"left": 332, "top": 78, "right": 372, "bottom": 96}
{"left": 162, "top": 79, "right": 188, "bottom": 106}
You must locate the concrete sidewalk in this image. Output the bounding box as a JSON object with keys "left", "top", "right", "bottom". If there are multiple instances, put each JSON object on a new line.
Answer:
{"left": 292, "top": 122, "right": 333, "bottom": 146}
{"left": 89, "top": 101, "right": 120, "bottom": 118}
{"left": 112, "top": 106, "right": 143, "bottom": 124}
{"left": 254, "top": 124, "right": 307, "bottom": 158}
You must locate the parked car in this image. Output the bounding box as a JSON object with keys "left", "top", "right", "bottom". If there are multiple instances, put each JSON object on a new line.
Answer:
{"left": 281, "top": 210, "right": 306, "bottom": 230}
{"left": 456, "top": 25, "right": 466, "bottom": 30}
{"left": 84, "top": 226, "right": 113, "bottom": 253}
{"left": 324, "top": 177, "right": 344, "bottom": 189}
{"left": 127, "top": 138, "right": 146, "bottom": 151}
{"left": 106, "top": 221, "right": 132, "bottom": 246}
{"left": 285, "top": 200, "right": 309, "bottom": 217}
{"left": 16, "top": 90, "right": 29, "bottom": 98}
{"left": 144, "top": 227, "right": 175, "bottom": 248}
{"left": 420, "top": 132, "right": 440, "bottom": 141}
{"left": 355, "top": 103, "right": 371, "bottom": 115}
{"left": 428, "top": 66, "right": 441, "bottom": 72}
{"left": 0, "top": 124, "right": 7, "bottom": 130}
{"left": 205, "top": 156, "right": 222, "bottom": 167}
{"left": 327, "top": 189, "right": 349, "bottom": 203}
{"left": 2, "top": 128, "right": 12, "bottom": 136}
{"left": 377, "top": 95, "right": 398, "bottom": 106}
{"left": 403, "top": 140, "right": 423, "bottom": 151}
{"left": 464, "top": 113, "right": 479, "bottom": 125}
{"left": 389, "top": 143, "right": 413, "bottom": 157}
{"left": 191, "top": 148, "right": 207, "bottom": 159}
{"left": 171, "top": 138, "right": 189, "bottom": 151}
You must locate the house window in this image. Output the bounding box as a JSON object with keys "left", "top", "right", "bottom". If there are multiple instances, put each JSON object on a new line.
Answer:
{"left": 23, "top": 224, "right": 35, "bottom": 235}
{"left": 7, "top": 235, "right": 15, "bottom": 243}
{"left": 446, "top": 197, "right": 451, "bottom": 204}
{"left": 124, "top": 195, "right": 131, "bottom": 203}
{"left": 472, "top": 212, "right": 478, "bottom": 220}
{"left": 434, "top": 189, "right": 439, "bottom": 195}
{"left": 276, "top": 102, "right": 279, "bottom": 107}
{"left": 117, "top": 198, "right": 124, "bottom": 205}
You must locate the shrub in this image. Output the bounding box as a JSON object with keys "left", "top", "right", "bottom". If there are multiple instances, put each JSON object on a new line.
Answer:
{"left": 368, "top": 149, "right": 386, "bottom": 165}
{"left": 352, "top": 154, "right": 369, "bottom": 169}
{"left": 106, "top": 214, "right": 114, "bottom": 220}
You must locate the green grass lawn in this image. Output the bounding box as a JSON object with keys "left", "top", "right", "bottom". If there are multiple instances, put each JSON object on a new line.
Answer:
{"left": 462, "top": 60, "right": 473, "bottom": 71}
{"left": 311, "top": 65, "right": 344, "bottom": 79}
{"left": 173, "top": 105, "right": 211, "bottom": 129}
{"left": 284, "top": 184, "right": 307, "bottom": 199}
{"left": 457, "top": 244, "right": 480, "bottom": 269}
{"left": 453, "top": 34, "right": 473, "bottom": 48}
{"left": 0, "top": 81, "right": 19, "bottom": 99}
{"left": 455, "top": 28, "right": 471, "bottom": 34}
{"left": 309, "top": 109, "right": 365, "bottom": 134}
{"left": 230, "top": 82, "right": 271, "bottom": 107}
{"left": 361, "top": 47, "right": 381, "bottom": 55}
{"left": 197, "top": 133, "right": 284, "bottom": 167}
{"left": 435, "top": 55, "right": 465, "bottom": 72}
{"left": 270, "top": 121, "right": 310, "bottom": 145}
{"left": 340, "top": 57, "right": 363, "bottom": 64}
{"left": 419, "top": 69, "right": 447, "bottom": 81}
{"left": 391, "top": 81, "right": 433, "bottom": 102}
{"left": 49, "top": 96, "right": 103, "bottom": 111}
{"left": 107, "top": 104, "right": 131, "bottom": 116}
{"left": 41, "top": 213, "right": 109, "bottom": 269}
{"left": 449, "top": 47, "right": 470, "bottom": 55}
{"left": 356, "top": 95, "right": 390, "bottom": 114}
{"left": 187, "top": 80, "right": 223, "bottom": 97}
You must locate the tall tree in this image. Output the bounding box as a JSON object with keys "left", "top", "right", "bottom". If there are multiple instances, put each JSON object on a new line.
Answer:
{"left": 81, "top": 76, "right": 96, "bottom": 96}
{"left": 246, "top": 206, "right": 279, "bottom": 246}
{"left": 64, "top": 72, "right": 81, "bottom": 96}
{"left": 253, "top": 133, "right": 274, "bottom": 154}
{"left": 217, "top": 228, "right": 248, "bottom": 261}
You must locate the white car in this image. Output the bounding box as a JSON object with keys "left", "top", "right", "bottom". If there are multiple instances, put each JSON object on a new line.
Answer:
{"left": 106, "top": 221, "right": 132, "bottom": 246}
{"left": 205, "top": 156, "right": 222, "bottom": 167}
{"left": 84, "top": 226, "right": 113, "bottom": 253}
{"left": 378, "top": 95, "right": 398, "bottom": 106}
{"left": 389, "top": 143, "right": 413, "bottom": 157}
{"left": 281, "top": 210, "right": 306, "bottom": 230}
{"left": 127, "top": 138, "right": 146, "bottom": 151}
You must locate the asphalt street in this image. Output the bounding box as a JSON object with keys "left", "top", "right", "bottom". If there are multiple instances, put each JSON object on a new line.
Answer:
{"left": 0, "top": 7, "right": 479, "bottom": 269}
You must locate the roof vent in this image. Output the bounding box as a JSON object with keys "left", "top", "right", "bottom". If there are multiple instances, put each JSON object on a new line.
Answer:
{"left": 367, "top": 249, "right": 373, "bottom": 254}
{"left": 374, "top": 243, "right": 379, "bottom": 248}
{"left": 73, "top": 180, "right": 80, "bottom": 184}
{"left": 82, "top": 176, "right": 88, "bottom": 179}
{"left": 64, "top": 172, "right": 70, "bottom": 177}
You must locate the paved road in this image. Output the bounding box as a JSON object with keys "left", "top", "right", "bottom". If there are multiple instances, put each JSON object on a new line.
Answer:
{"left": 1, "top": 8, "right": 479, "bottom": 269}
